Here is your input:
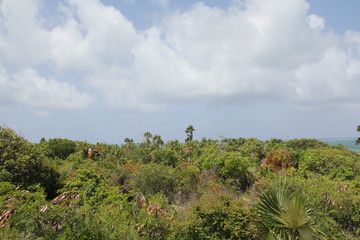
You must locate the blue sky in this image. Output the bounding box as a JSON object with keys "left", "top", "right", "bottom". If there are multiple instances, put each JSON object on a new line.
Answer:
{"left": 1, "top": 0, "right": 360, "bottom": 144}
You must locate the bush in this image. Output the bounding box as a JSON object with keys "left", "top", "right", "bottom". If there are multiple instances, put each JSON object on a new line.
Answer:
{"left": 48, "top": 138, "right": 77, "bottom": 160}
{"left": 0, "top": 127, "right": 60, "bottom": 199}
{"left": 298, "top": 148, "right": 360, "bottom": 180}
{"left": 150, "top": 149, "right": 179, "bottom": 167}
{"left": 220, "top": 137, "right": 247, "bottom": 152}
{"left": 174, "top": 162, "right": 201, "bottom": 202}
{"left": 285, "top": 138, "right": 327, "bottom": 150}
{"left": 136, "top": 163, "right": 176, "bottom": 200}
{"left": 60, "top": 169, "right": 108, "bottom": 207}
{"left": 216, "top": 152, "right": 255, "bottom": 190}
{"left": 292, "top": 175, "right": 360, "bottom": 238}
{"left": 238, "top": 138, "right": 266, "bottom": 163}
{"left": 261, "top": 150, "right": 293, "bottom": 173}
{"left": 171, "top": 193, "right": 257, "bottom": 239}
{"left": 0, "top": 182, "right": 47, "bottom": 239}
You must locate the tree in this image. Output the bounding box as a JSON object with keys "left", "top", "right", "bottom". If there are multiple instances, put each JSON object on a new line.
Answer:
{"left": 356, "top": 125, "right": 360, "bottom": 145}
{"left": 143, "top": 132, "right": 153, "bottom": 145}
{"left": 152, "top": 134, "right": 164, "bottom": 148}
{"left": 185, "top": 125, "right": 195, "bottom": 142}
{"left": 124, "top": 138, "right": 134, "bottom": 144}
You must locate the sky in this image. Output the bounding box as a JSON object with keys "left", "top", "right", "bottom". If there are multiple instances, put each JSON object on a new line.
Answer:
{"left": 1, "top": 0, "right": 360, "bottom": 144}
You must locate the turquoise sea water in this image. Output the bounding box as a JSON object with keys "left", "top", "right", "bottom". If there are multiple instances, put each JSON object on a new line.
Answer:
{"left": 319, "top": 138, "right": 360, "bottom": 152}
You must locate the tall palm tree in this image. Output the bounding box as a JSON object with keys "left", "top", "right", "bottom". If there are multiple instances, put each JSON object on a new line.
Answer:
{"left": 185, "top": 125, "right": 195, "bottom": 142}
{"left": 255, "top": 181, "right": 325, "bottom": 240}
{"left": 143, "top": 132, "right": 153, "bottom": 145}
{"left": 153, "top": 134, "right": 164, "bottom": 147}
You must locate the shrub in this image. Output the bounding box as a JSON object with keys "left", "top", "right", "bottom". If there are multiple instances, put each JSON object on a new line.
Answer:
{"left": 171, "top": 193, "right": 257, "bottom": 239}
{"left": 150, "top": 149, "right": 179, "bottom": 167}
{"left": 261, "top": 150, "right": 293, "bottom": 173}
{"left": 174, "top": 162, "right": 201, "bottom": 202}
{"left": 298, "top": 148, "right": 360, "bottom": 180}
{"left": 238, "top": 138, "right": 266, "bottom": 163}
{"left": 0, "top": 127, "right": 60, "bottom": 199}
{"left": 136, "top": 163, "right": 176, "bottom": 200}
{"left": 216, "top": 152, "right": 255, "bottom": 190}
{"left": 59, "top": 169, "right": 108, "bottom": 207}
{"left": 47, "top": 138, "right": 76, "bottom": 160}
{"left": 0, "top": 182, "right": 47, "bottom": 239}
{"left": 292, "top": 175, "right": 360, "bottom": 238}
{"left": 285, "top": 138, "right": 327, "bottom": 150}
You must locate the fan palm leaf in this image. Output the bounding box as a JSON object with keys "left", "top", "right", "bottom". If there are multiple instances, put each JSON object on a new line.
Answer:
{"left": 255, "top": 181, "right": 325, "bottom": 240}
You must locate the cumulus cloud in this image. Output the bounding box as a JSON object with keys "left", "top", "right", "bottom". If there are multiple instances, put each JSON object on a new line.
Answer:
{"left": 90, "top": 0, "right": 359, "bottom": 110}
{"left": 49, "top": 0, "right": 140, "bottom": 72}
{"left": 0, "top": 0, "right": 360, "bottom": 111}
{"left": 0, "top": 66, "right": 94, "bottom": 109}
{"left": 307, "top": 14, "right": 325, "bottom": 30}
{"left": 0, "top": 0, "right": 49, "bottom": 66}
{"left": 295, "top": 49, "right": 352, "bottom": 100}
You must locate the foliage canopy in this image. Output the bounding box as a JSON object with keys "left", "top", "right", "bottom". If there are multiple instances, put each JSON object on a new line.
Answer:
{"left": 0, "top": 126, "right": 359, "bottom": 239}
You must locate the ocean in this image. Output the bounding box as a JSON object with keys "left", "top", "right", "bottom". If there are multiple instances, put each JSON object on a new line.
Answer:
{"left": 319, "top": 138, "right": 360, "bottom": 152}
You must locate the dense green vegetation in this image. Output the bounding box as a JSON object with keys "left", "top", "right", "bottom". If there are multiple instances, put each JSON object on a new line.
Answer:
{"left": 0, "top": 126, "right": 359, "bottom": 239}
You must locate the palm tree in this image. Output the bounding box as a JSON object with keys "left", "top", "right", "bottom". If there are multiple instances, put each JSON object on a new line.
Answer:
{"left": 143, "top": 132, "right": 153, "bottom": 145}
{"left": 255, "top": 181, "right": 325, "bottom": 240}
{"left": 185, "top": 125, "right": 195, "bottom": 142}
{"left": 124, "top": 138, "right": 135, "bottom": 149}
{"left": 153, "top": 134, "right": 164, "bottom": 147}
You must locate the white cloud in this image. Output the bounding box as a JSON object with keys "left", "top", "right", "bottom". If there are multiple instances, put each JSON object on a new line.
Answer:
{"left": 0, "top": 0, "right": 49, "bottom": 66}
{"left": 50, "top": 19, "right": 100, "bottom": 72}
{"left": 0, "top": 0, "right": 360, "bottom": 111}
{"left": 294, "top": 48, "right": 356, "bottom": 102}
{"left": 345, "top": 30, "right": 360, "bottom": 56}
{"left": 66, "top": 0, "right": 139, "bottom": 65}
{"left": 49, "top": 0, "right": 140, "bottom": 72}
{"left": 0, "top": 66, "right": 94, "bottom": 109}
{"left": 307, "top": 14, "right": 325, "bottom": 30}
{"left": 76, "top": 0, "right": 360, "bottom": 111}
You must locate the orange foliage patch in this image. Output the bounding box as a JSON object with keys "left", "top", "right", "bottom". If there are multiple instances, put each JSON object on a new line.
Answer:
{"left": 178, "top": 161, "right": 194, "bottom": 169}
{"left": 119, "top": 160, "right": 142, "bottom": 173}
{"left": 261, "top": 150, "right": 293, "bottom": 173}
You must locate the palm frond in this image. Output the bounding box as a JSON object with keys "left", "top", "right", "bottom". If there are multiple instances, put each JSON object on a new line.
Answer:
{"left": 255, "top": 180, "right": 325, "bottom": 240}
